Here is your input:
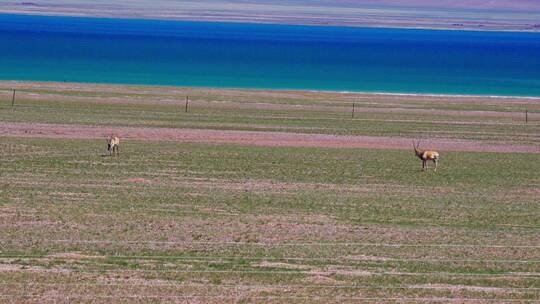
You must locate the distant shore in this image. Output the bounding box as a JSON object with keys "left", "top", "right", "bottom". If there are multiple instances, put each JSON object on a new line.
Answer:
{"left": 3, "top": 11, "right": 537, "bottom": 33}
{"left": 2, "top": 80, "right": 540, "bottom": 102}
{"left": 1, "top": 2, "right": 540, "bottom": 33}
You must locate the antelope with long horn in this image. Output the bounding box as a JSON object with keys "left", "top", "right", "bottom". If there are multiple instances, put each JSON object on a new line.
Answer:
{"left": 413, "top": 139, "right": 439, "bottom": 172}
{"left": 105, "top": 134, "right": 120, "bottom": 156}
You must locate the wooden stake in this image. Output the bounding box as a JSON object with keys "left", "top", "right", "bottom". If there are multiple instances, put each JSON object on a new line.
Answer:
{"left": 525, "top": 109, "right": 528, "bottom": 124}
{"left": 185, "top": 96, "right": 189, "bottom": 113}
{"left": 11, "top": 89, "right": 15, "bottom": 107}
{"left": 352, "top": 102, "right": 355, "bottom": 118}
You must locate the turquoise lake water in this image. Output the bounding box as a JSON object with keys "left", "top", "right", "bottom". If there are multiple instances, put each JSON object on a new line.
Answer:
{"left": 0, "top": 14, "right": 539, "bottom": 96}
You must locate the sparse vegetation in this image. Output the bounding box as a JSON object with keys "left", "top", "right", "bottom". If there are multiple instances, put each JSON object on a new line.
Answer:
{"left": 0, "top": 82, "right": 539, "bottom": 302}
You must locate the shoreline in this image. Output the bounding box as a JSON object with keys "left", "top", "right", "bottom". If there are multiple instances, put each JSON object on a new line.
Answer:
{"left": 1, "top": 11, "right": 540, "bottom": 34}
{"left": 315, "top": 90, "right": 540, "bottom": 100}
{"left": 2, "top": 80, "right": 540, "bottom": 101}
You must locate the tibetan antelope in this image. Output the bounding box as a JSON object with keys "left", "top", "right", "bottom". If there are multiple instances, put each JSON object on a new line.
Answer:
{"left": 105, "top": 134, "right": 120, "bottom": 156}
{"left": 413, "top": 140, "right": 439, "bottom": 172}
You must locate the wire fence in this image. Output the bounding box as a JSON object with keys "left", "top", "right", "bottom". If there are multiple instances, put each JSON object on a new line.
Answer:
{"left": 2, "top": 254, "right": 539, "bottom": 264}
{"left": 0, "top": 295, "right": 538, "bottom": 302}
{"left": 1, "top": 282, "right": 538, "bottom": 291}
{"left": 1, "top": 239, "right": 538, "bottom": 248}
{"left": 3, "top": 268, "right": 540, "bottom": 277}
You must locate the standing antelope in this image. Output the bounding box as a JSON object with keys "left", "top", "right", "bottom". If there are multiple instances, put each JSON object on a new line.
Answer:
{"left": 105, "top": 134, "right": 120, "bottom": 156}
{"left": 413, "top": 140, "right": 439, "bottom": 172}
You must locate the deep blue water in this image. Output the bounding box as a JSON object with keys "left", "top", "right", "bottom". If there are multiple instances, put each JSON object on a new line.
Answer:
{"left": 1, "top": 14, "right": 539, "bottom": 96}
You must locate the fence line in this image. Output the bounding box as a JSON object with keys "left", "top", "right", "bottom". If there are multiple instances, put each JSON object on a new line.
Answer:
{"left": 4, "top": 269, "right": 540, "bottom": 277}
{"left": 1, "top": 239, "right": 539, "bottom": 248}
{"left": 1, "top": 282, "right": 539, "bottom": 291}
{"left": 2, "top": 254, "right": 539, "bottom": 264}
{"left": 2, "top": 102, "right": 537, "bottom": 127}
{"left": 0, "top": 295, "right": 538, "bottom": 302}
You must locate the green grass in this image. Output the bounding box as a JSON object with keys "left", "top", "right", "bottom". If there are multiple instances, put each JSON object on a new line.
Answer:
{"left": 1, "top": 86, "right": 539, "bottom": 146}
{"left": 2, "top": 86, "right": 539, "bottom": 113}
{"left": 0, "top": 137, "right": 539, "bottom": 301}
{"left": 0, "top": 83, "right": 539, "bottom": 302}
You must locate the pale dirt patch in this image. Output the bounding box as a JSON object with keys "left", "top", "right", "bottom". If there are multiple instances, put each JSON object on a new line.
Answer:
{"left": 49, "top": 191, "right": 94, "bottom": 198}
{"left": 100, "top": 276, "right": 179, "bottom": 286}
{"left": 0, "top": 205, "right": 38, "bottom": 215}
{"left": 0, "top": 220, "right": 62, "bottom": 229}
{"left": 302, "top": 275, "right": 341, "bottom": 284}
{"left": 252, "top": 261, "right": 312, "bottom": 270}
{"left": 1, "top": 121, "right": 538, "bottom": 153}
{"left": 317, "top": 266, "right": 373, "bottom": 277}
{"left": 185, "top": 192, "right": 209, "bottom": 197}
{"left": 496, "top": 224, "right": 540, "bottom": 228}
{"left": 345, "top": 255, "right": 390, "bottom": 261}
{"left": 124, "top": 177, "right": 152, "bottom": 184}
{"left": 410, "top": 283, "right": 517, "bottom": 294}
{"left": 8, "top": 180, "right": 127, "bottom": 190}
{"left": 509, "top": 187, "right": 540, "bottom": 195}
{"left": 199, "top": 207, "right": 230, "bottom": 213}
{"left": 0, "top": 263, "right": 70, "bottom": 273}
{"left": 66, "top": 160, "right": 99, "bottom": 165}
{"left": 48, "top": 252, "right": 105, "bottom": 260}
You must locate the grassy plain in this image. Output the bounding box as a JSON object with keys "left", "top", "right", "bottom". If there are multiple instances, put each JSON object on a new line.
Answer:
{"left": 0, "top": 83, "right": 539, "bottom": 145}
{"left": 0, "top": 82, "right": 539, "bottom": 302}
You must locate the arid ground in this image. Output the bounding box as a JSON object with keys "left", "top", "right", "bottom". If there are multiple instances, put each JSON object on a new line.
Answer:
{"left": 0, "top": 81, "right": 539, "bottom": 303}
{"left": 1, "top": 0, "right": 540, "bottom": 31}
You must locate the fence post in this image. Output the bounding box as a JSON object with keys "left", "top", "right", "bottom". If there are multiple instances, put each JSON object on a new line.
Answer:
{"left": 525, "top": 109, "right": 528, "bottom": 124}
{"left": 185, "top": 96, "right": 189, "bottom": 113}
{"left": 11, "top": 89, "right": 15, "bottom": 107}
{"left": 352, "top": 102, "right": 355, "bottom": 118}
